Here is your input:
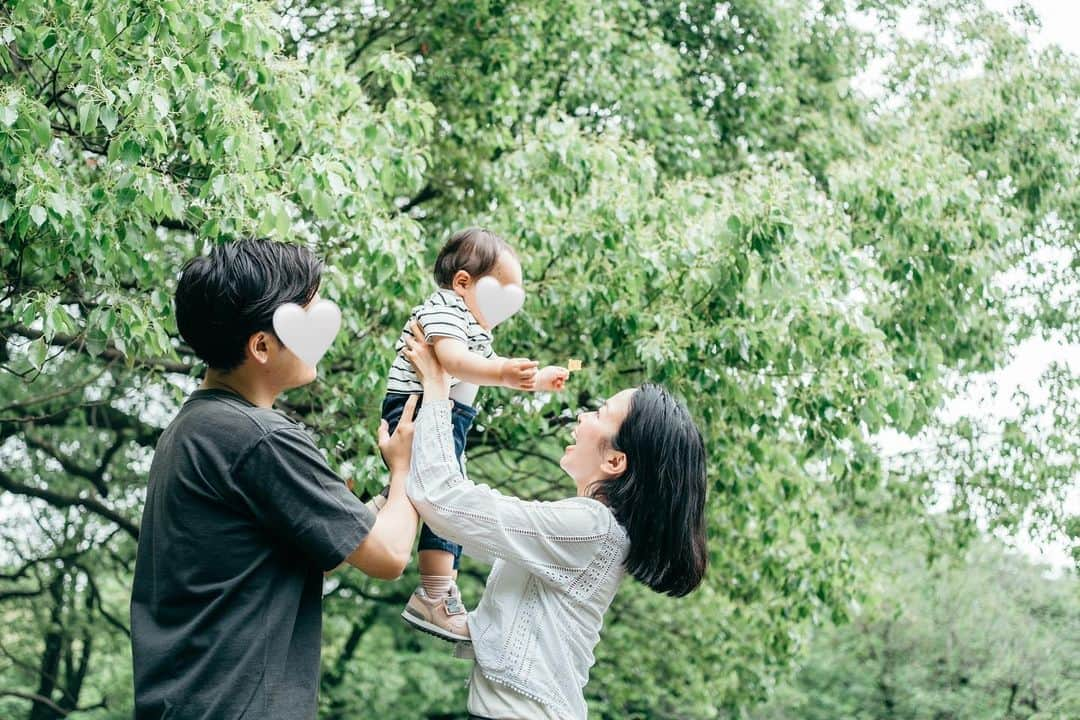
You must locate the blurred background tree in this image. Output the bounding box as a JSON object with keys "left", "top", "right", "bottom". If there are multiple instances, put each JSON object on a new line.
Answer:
{"left": 0, "top": 0, "right": 1076, "bottom": 717}
{"left": 749, "top": 520, "right": 1080, "bottom": 720}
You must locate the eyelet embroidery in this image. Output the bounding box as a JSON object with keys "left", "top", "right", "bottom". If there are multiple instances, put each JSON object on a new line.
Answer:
{"left": 412, "top": 400, "right": 630, "bottom": 719}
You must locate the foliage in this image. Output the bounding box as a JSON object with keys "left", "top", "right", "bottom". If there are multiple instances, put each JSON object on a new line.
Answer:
{"left": 749, "top": 529, "right": 1080, "bottom": 720}
{"left": 0, "top": 0, "right": 1077, "bottom": 717}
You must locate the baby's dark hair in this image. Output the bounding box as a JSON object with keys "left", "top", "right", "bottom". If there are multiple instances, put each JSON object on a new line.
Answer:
{"left": 433, "top": 227, "right": 516, "bottom": 288}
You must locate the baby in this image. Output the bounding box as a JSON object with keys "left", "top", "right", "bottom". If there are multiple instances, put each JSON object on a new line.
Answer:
{"left": 380, "top": 227, "right": 568, "bottom": 642}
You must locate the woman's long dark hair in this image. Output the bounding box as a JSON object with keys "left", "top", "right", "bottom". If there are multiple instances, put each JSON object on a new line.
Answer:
{"left": 591, "top": 384, "right": 708, "bottom": 597}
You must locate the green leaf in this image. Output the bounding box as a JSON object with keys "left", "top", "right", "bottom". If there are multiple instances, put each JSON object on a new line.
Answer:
{"left": 48, "top": 304, "right": 74, "bottom": 335}
{"left": 152, "top": 93, "right": 170, "bottom": 118}
{"left": 78, "top": 102, "right": 99, "bottom": 134}
{"left": 100, "top": 104, "right": 119, "bottom": 133}
{"left": 312, "top": 191, "right": 333, "bottom": 219}
{"left": 47, "top": 193, "right": 68, "bottom": 217}
{"left": 29, "top": 204, "right": 46, "bottom": 226}
{"left": 85, "top": 329, "right": 108, "bottom": 357}
{"left": 275, "top": 205, "right": 291, "bottom": 237}
{"left": 27, "top": 337, "right": 47, "bottom": 368}
{"left": 28, "top": 112, "right": 51, "bottom": 147}
{"left": 120, "top": 139, "right": 142, "bottom": 164}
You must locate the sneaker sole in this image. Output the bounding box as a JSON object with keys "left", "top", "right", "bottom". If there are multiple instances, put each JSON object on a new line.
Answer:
{"left": 400, "top": 608, "right": 470, "bottom": 643}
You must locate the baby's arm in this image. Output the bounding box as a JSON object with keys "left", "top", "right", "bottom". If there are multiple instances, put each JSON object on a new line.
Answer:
{"left": 432, "top": 337, "right": 538, "bottom": 390}
{"left": 533, "top": 365, "right": 570, "bottom": 392}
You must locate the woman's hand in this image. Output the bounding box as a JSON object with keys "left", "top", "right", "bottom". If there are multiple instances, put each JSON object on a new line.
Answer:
{"left": 378, "top": 393, "right": 418, "bottom": 475}
{"left": 403, "top": 318, "right": 451, "bottom": 399}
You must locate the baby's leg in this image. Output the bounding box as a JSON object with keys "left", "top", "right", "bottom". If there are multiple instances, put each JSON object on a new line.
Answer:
{"left": 371, "top": 393, "right": 417, "bottom": 507}
{"left": 417, "top": 399, "right": 472, "bottom": 583}
{"left": 418, "top": 544, "right": 458, "bottom": 597}
{"left": 400, "top": 399, "right": 476, "bottom": 642}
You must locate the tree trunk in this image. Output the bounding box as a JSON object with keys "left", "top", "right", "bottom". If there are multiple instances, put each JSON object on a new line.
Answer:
{"left": 28, "top": 574, "right": 65, "bottom": 720}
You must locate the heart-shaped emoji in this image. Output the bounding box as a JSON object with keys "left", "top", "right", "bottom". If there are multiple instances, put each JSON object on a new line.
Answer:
{"left": 272, "top": 299, "right": 342, "bottom": 367}
{"left": 475, "top": 276, "right": 524, "bottom": 328}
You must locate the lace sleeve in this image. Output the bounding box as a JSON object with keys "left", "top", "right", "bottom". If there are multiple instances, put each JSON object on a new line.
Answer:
{"left": 407, "top": 401, "right": 619, "bottom": 595}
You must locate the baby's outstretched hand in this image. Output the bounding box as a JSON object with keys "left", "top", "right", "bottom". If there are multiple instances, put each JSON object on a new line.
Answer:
{"left": 533, "top": 365, "right": 570, "bottom": 392}
{"left": 500, "top": 357, "right": 539, "bottom": 391}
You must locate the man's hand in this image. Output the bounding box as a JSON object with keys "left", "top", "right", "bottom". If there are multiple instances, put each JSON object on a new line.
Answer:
{"left": 499, "top": 357, "right": 539, "bottom": 391}
{"left": 378, "top": 393, "right": 418, "bottom": 476}
{"left": 533, "top": 365, "right": 570, "bottom": 392}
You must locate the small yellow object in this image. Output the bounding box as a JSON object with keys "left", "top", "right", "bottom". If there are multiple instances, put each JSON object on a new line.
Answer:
{"left": 567, "top": 358, "right": 582, "bottom": 372}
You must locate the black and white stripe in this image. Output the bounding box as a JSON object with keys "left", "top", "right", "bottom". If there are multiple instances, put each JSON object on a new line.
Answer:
{"left": 386, "top": 288, "right": 494, "bottom": 393}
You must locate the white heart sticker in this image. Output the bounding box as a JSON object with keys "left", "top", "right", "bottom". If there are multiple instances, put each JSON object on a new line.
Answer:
{"left": 272, "top": 299, "right": 342, "bottom": 367}
{"left": 474, "top": 276, "right": 524, "bottom": 328}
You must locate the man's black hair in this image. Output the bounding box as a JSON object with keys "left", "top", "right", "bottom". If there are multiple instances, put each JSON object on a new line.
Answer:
{"left": 175, "top": 239, "right": 323, "bottom": 372}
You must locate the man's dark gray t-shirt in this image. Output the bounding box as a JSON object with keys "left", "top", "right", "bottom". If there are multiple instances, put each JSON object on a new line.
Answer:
{"left": 130, "top": 388, "right": 374, "bottom": 719}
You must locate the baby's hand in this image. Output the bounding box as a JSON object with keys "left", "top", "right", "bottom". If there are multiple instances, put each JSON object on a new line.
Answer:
{"left": 500, "top": 357, "right": 539, "bottom": 391}
{"left": 533, "top": 365, "right": 570, "bottom": 392}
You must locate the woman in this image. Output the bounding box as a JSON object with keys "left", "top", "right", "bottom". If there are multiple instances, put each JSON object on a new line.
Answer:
{"left": 400, "top": 319, "right": 708, "bottom": 719}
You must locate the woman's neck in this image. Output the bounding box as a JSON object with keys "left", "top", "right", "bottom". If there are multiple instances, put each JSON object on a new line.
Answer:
{"left": 575, "top": 476, "right": 608, "bottom": 503}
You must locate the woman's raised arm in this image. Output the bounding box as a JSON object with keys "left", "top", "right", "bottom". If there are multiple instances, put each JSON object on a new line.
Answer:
{"left": 401, "top": 318, "right": 622, "bottom": 597}
{"left": 406, "top": 399, "right": 622, "bottom": 598}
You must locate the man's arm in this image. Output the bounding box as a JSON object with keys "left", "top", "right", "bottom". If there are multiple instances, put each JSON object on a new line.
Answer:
{"left": 343, "top": 468, "right": 415, "bottom": 579}
{"left": 335, "top": 394, "right": 421, "bottom": 580}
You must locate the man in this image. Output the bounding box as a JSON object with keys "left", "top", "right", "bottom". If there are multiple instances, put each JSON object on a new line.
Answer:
{"left": 130, "top": 239, "right": 418, "bottom": 719}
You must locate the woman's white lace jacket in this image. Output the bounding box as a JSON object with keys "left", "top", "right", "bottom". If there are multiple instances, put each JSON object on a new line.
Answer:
{"left": 407, "top": 401, "right": 630, "bottom": 719}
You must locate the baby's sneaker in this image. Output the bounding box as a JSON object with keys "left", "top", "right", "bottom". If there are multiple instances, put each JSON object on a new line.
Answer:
{"left": 401, "top": 582, "right": 471, "bottom": 642}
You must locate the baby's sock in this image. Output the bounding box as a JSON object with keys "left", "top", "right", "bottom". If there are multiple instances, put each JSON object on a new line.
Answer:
{"left": 420, "top": 574, "right": 454, "bottom": 598}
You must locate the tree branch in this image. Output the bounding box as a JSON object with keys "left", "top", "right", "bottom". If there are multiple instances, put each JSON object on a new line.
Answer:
{"left": 70, "top": 561, "right": 130, "bottom": 637}
{"left": 0, "top": 468, "right": 139, "bottom": 539}
{"left": 23, "top": 432, "right": 109, "bottom": 496}
{"left": 0, "top": 586, "right": 44, "bottom": 602}
{"left": 4, "top": 324, "right": 195, "bottom": 374}
{"left": 0, "top": 689, "right": 106, "bottom": 717}
{"left": 397, "top": 183, "right": 439, "bottom": 214}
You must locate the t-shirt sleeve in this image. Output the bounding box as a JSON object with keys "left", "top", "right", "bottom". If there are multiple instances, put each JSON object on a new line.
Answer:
{"left": 231, "top": 427, "right": 375, "bottom": 571}
{"left": 415, "top": 299, "right": 469, "bottom": 344}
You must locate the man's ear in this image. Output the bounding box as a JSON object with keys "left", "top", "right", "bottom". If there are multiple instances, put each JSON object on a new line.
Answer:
{"left": 248, "top": 331, "right": 273, "bottom": 365}
{"left": 602, "top": 449, "right": 627, "bottom": 478}
{"left": 452, "top": 269, "right": 472, "bottom": 292}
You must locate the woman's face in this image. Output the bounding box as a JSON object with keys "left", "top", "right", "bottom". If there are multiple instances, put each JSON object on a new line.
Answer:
{"left": 561, "top": 387, "right": 637, "bottom": 496}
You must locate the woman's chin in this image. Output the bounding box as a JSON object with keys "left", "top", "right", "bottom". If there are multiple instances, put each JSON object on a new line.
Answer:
{"left": 559, "top": 445, "right": 574, "bottom": 469}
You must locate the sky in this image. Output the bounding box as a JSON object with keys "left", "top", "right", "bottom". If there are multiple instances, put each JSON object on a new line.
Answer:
{"left": 865, "top": 0, "right": 1080, "bottom": 572}
{"left": 961, "top": 1, "right": 1078, "bottom": 572}
{"left": 1008, "top": 0, "right": 1080, "bottom": 53}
